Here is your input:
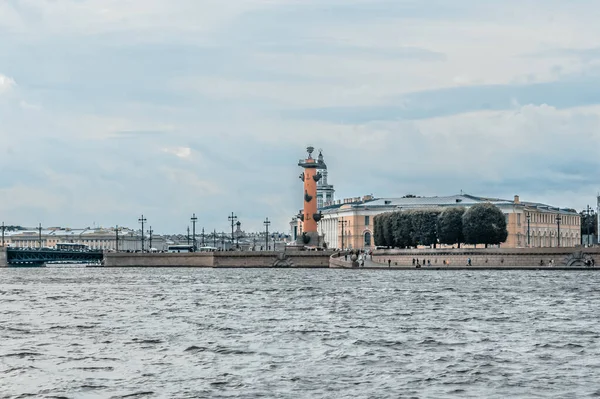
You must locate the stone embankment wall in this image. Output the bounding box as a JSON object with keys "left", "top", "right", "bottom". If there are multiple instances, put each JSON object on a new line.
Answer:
{"left": 0, "top": 248, "right": 7, "bottom": 267}
{"left": 212, "top": 251, "right": 331, "bottom": 268}
{"left": 103, "top": 251, "right": 332, "bottom": 268}
{"left": 329, "top": 252, "right": 359, "bottom": 268}
{"left": 372, "top": 247, "right": 600, "bottom": 267}
{"left": 104, "top": 252, "right": 214, "bottom": 267}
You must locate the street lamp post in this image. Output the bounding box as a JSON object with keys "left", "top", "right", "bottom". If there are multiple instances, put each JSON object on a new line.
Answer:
{"left": 148, "top": 226, "right": 153, "bottom": 251}
{"left": 526, "top": 213, "right": 531, "bottom": 247}
{"left": 338, "top": 218, "right": 348, "bottom": 250}
{"left": 273, "top": 233, "right": 277, "bottom": 251}
{"left": 264, "top": 218, "right": 270, "bottom": 251}
{"left": 201, "top": 227, "right": 205, "bottom": 247}
{"left": 556, "top": 214, "right": 562, "bottom": 247}
{"left": 591, "top": 209, "right": 597, "bottom": 247}
{"left": 138, "top": 215, "right": 147, "bottom": 252}
{"left": 213, "top": 229, "right": 217, "bottom": 248}
{"left": 187, "top": 226, "right": 190, "bottom": 246}
{"left": 228, "top": 213, "right": 237, "bottom": 250}
{"left": 115, "top": 225, "right": 120, "bottom": 252}
{"left": 38, "top": 223, "right": 42, "bottom": 248}
{"left": 1, "top": 221, "right": 5, "bottom": 247}
{"left": 221, "top": 232, "right": 226, "bottom": 251}
{"left": 191, "top": 214, "right": 197, "bottom": 252}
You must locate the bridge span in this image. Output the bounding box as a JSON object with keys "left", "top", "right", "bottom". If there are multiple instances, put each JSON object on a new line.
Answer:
{"left": 1, "top": 247, "right": 103, "bottom": 267}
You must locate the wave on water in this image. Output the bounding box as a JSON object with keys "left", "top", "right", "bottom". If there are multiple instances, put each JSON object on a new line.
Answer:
{"left": 1, "top": 268, "right": 600, "bottom": 398}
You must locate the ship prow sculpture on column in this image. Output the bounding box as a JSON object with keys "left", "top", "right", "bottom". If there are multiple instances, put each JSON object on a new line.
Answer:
{"left": 295, "top": 146, "right": 324, "bottom": 249}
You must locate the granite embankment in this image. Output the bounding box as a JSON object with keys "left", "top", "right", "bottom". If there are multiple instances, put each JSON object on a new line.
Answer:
{"left": 371, "top": 247, "right": 600, "bottom": 269}
{"left": 0, "top": 248, "right": 7, "bottom": 267}
{"left": 329, "top": 251, "right": 359, "bottom": 269}
{"left": 103, "top": 250, "right": 332, "bottom": 268}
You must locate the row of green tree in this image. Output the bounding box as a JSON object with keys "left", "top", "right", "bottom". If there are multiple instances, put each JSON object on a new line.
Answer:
{"left": 373, "top": 203, "right": 509, "bottom": 248}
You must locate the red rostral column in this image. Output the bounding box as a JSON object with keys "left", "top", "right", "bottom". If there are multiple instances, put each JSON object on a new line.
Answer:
{"left": 297, "top": 146, "right": 322, "bottom": 246}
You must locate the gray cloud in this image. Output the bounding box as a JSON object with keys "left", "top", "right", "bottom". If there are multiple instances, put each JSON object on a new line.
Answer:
{"left": 286, "top": 71, "right": 600, "bottom": 123}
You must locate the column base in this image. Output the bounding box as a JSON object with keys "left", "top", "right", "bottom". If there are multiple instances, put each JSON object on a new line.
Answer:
{"left": 296, "top": 231, "right": 321, "bottom": 247}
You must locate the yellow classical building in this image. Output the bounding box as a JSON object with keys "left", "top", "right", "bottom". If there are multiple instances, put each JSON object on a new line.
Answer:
{"left": 291, "top": 194, "right": 581, "bottom": 250}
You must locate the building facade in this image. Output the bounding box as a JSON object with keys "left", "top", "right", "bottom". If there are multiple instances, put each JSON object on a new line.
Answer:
{"left": 315, "top": 194, "right": 581, "bottom": 250}
{"left": 316, "top": 150, "right": 335, "bottom": 209}
{"left": 2, "top": 227, "right": 168, "bottom": 252}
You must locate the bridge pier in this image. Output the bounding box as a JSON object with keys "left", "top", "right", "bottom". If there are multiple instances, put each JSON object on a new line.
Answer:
{"left": 0, "top": 247, "right": 7, "bottom": 267}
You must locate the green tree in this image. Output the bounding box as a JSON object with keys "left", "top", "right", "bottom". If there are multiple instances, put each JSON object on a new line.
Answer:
{"left": 463, "top": 203, "right": 508, "bottom": 247}
{"left": 580, "top": 210, "right": 598, "bottom": 239}
{"left": 392, "top": 212, "right": 413, "bottom": 248}
{"left": 438, "top": 207, "right": 465, "bottom": 247}
{"left": 373, "top": 215, "right": 381, "bottom": 246}
{"left": 373, "top": 214, "right": 386, "bottom": 246}
{"left": 410, "top": 209, "right": 440, "bottom": 247}
{"left": 382, "top": 213, "right": 395, "bottom": 247}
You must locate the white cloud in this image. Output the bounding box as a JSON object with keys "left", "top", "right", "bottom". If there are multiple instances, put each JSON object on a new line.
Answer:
{"left": 0, "top": 74, "right": 16, "bottom": 94}
{"left": 19, "top": 100, "right": 41, "bottom": 110}
{"left": 163, "top": 146, "right": 192, "bottom": 159}
{"left": 159, "top": 167, "right": 222, "bottom": 196}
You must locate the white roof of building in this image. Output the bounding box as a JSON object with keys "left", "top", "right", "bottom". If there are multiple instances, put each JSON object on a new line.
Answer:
{"left": 321, "top": 193, "right": 579, "bottom": 215}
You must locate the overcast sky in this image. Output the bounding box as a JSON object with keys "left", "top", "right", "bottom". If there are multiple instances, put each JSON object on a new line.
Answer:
{"left": 1, "top": 0, "right": 599, "bottom": 234}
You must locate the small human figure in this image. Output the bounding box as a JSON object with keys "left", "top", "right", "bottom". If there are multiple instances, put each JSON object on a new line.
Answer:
{"left": 540, "top": 259, "right": 544, "bottom": 266}
{"left": 388, "top": 259, "right": 391, "bottom": 268}
{"left": 412, "top": 258, "right": 415, "bottom": 265}
{"left": 467, "top": 258, "right": 472, "bottom": 266}
{"left": 427, "top": 260, "right": 431, "bottom": 266}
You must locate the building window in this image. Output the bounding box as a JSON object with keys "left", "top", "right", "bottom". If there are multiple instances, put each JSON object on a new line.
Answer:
{"left": 364, "top": 232, "right": 371, "bottom": 247}
{"left": 517, "top": 214, "right": 521, "bottom": 225}
{"left": 365, "top": 216, "right": 370, "bottom": 226}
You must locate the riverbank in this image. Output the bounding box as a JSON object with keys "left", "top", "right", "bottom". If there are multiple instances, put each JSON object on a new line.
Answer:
{"left": 3, "top": 246, "right": 599, "bottom": 269}
{"left": 103, "top": 250, "right": 332, "bottom": 268}
{"left": 371, "top": 247, "right": 600, "bottom": 268}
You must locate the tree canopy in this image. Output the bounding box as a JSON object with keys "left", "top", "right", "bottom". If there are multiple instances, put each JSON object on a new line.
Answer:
{"left": 580, "top": 210, "right": 598, "bottom": 237}
{"left": 437, "top": 207, "right": 465, "bottom": 247}
{"left": 373, "top": 203, "right": 509, "bottom": 248}
{"left": 462, "top": 203, "right": 508, "bottom": 246}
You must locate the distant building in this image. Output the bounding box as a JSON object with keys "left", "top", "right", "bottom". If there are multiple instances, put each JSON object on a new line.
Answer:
{"left": 315, "top": 193, "right": 581, "bottom": 250}
{"left": 316, "top": 150, "right": 335, "bottom": 209}
{"left": 2, "top": 227, "right": 168, "bottom": 252}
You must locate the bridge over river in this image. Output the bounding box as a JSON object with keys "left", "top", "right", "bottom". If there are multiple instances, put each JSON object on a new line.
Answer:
{"left": 1, "top": 247, "right": 104, "bottom": 267}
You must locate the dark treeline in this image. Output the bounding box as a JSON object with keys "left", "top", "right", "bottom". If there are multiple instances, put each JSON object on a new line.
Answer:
{"left": 374, "top": 203, "right": 508, "bottom": 248}
{"left": 580, "top": 211, "right": 598, "bottom": 237}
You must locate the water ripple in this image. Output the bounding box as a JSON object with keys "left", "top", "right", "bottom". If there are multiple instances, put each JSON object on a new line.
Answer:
{"left": 1, "top": 268, "right": 600, "bottom": 398}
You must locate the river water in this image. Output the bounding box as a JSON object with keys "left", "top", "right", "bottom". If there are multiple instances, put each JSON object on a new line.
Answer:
{"left": 1, "top": 268, "right": 600, "bottom": 398}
